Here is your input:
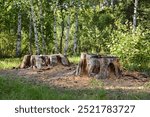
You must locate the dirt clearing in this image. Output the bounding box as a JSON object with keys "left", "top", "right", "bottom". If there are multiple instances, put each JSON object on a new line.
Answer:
{"left": 0, "top": 64, "right": 149, "bottom": 91}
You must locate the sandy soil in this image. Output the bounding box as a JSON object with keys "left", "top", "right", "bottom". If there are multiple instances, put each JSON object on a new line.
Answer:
{"left": 0, "top": 64, "right": 149, "bottom": 91}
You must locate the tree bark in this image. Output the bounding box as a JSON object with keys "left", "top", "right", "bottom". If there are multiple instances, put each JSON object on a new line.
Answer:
{"left": 28, "top": 10, "right": 32, "bottom": 55}
{"left": 76, "top": 53, "right": 122, "bottom": 79}
{"left": 133, "top": 0, "right": 138, "bottom": 32}
{"left": 75, "top": 53, "right": 87, "bottom": 76}
{"left": 53, "top": 3, "right": 58, "bottom": 53}
{"left": 20, "top": 54, "right": 70, "bottom": 69}
{"left": 64, "top": 3, "right": 71, "bottom": 56}
{"left": 39, "top": 0, "right": 46, "bottom": 54}
{"left": 73, "top": 0, "right": 79, "bottom": 55}
{"left": 20, "top": 55, "right": 31, "bottom": 68}
{"left": 60, "top": 7, "right": 65, "bottom": 54}
{"left": 16, "top": 3, "right": 22, "bottom": 57}
{"left": 30, "top": 0, "right": 40, "bottom": 55}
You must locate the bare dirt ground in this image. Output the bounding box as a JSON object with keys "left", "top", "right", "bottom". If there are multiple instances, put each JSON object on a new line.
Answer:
{"left": 0, "top": 64, "right": 149, "bottom": 92}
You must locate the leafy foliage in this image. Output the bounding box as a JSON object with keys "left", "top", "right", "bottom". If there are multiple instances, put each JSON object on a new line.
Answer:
{"left": 0, "top": 0, "right": 150, "bottom": 72}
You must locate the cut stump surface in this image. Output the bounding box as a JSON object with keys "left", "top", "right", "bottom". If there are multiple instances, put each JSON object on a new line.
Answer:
{"left": 76, "top": 53, "right": 122, "bottom": 79}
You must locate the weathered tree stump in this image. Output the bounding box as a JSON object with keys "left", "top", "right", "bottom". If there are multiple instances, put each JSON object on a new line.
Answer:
{"left": 75, "top": 53, "right": 87, "bottom": 76}
{"left": 20, "top": 55, "right": 31, "bottom": 68}
{"left": 47, "top": 54, "right": 70, "bottom": 66}
{"left": 76, "top": 53, "right": 122, "bottom": 79}
{"left": 19, "top": 54, "right": 70, "bottom": 69}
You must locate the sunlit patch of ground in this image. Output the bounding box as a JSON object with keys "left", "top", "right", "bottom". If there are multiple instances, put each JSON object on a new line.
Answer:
{"left": 0, "top": 64, "right": 149, "bottom": 93}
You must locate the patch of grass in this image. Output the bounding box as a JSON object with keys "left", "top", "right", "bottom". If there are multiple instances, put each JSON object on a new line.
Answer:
{"left": 90, "top": 78, "right": 104, "bottom": 88}
{"left": 68, "top": 56, "right": 80, "bottom": 64}
{"left": 0, "top": 58, "right": 21, "bottom": 69}
{"left": 0, "top": 76, "right": 150, "bottom": 100}
{"left": 106, "top": 89, "right": 150, "bottom": 100}
{"left": 0, "top": 76, "right": 107, "bottom": 100}
{"left": 122, "top": 60, "right": 150, "bottom": 76}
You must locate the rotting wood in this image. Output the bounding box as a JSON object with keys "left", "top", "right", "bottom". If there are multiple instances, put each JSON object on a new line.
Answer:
{"left": 19, "top": 54, "right": 70, "bottom": 69}
{"left": 76, "top": 53, "right": 122, "bottom": 79}
{"left": 20, "top": 55, "right": 31, "bottom": 68}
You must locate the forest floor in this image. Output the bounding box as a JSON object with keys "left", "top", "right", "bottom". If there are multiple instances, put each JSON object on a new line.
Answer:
{"left": 0, "top": 64, "right": 149, "bottom": 92}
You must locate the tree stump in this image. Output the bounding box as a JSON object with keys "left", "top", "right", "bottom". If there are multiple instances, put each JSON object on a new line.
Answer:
{"left": 48, "top": 55, "right": 59, "bottom": 66}
{"left": 59, "top": 54, "right": 70, "bottom": 66}
{"left": 20, "top": 54, "right": 70, "bottom": 69}
{"left": 30, "top": 55, "right": 44, "bottom": 69}
{"left": 75, "top": 53, "right": 87, "bottom": 76}
{"left": 76, "top": 53, "right": 122, "bottom": 79}
{"left": 47, "top": 54, "right": 70, "bottom": 66}
{"left": 20, "top": 55, "right": 31, "bottom": 68}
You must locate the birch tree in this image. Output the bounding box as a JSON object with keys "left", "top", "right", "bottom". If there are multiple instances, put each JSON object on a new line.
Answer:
{"left": 73, "top": 0, "right": 79, "bottom": 55}
{"left": 53, "top": 1, "right": 58, "bottom": 53}
{"left": 64, "top": 1, "right": 71, "bottom": 56}
{"left": 30, "top": 0, "right": 40, "bottom": 55}
{"left": 133, "top": 0, "right": 138, "bottom": 32}
{"left": 16, "top": 1, "right": 22, "bottom": 57}
{"left": 28, "top": 9, "right": 32, "bottom": 55}
{"left": 60, "top": 5, "right": 65, "bottom": 53}
{"left": 39, "top": 0, "right": 46, "bottom": 54}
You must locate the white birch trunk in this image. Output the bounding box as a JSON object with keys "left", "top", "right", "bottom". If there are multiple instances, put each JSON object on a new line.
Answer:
{"left": 60, "top": 7, "right": 65, "bottom": 53}
{"left": 39, "top": 0, "right": 46, "bottom": 54}
{"left": 64, "top": 11, "right": 71, "bottom": 56}
{"left": 16, "top": 5, "right": 22, "bottom": 57}
{"left": 28, "top": 11, "right": 32, "bottom": 55}
{"left": 53, "top": 7, "right": 58, "bottom": 53}
{"left": 133, "top": 0, "right": 138, "bottom": 32}
{"left": 30, "top": 0, "right": 40, "bottom": 55}
{"left": 73, "top": 0, "right": 79, "bottom": 55}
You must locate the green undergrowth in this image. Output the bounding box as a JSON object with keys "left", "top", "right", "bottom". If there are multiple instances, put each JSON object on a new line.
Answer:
{"left": 0, "top": 58, "right": 21, "bottom": 69}
{"left": 68, "top": 56, "right": 80, "bottom": 64}
{"left": 0, "top": 76, "right": 150, "bottom": 100}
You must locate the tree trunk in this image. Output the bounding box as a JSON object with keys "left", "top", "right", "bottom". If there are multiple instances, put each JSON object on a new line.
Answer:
{"left": 60, "top": 7, "right": 65, "bottom": 54}
{"left": 39, "top": 0, "right": 46, "bottom": 54}
{"left": 30, "top": 0, "right": 40, "bottom": 55}
{"left": 20, "top": 55, "right": 31, "bottom": 68}
{"left": 73, "top": 0, "right": 79, "bottom": 55}
{"left": 133, "top": 0, "right": 138, "bottom": 32}
{"left": 64, "top": 9, "right": 71, "bottom": 56}
{"left": 76, "top": 53, "right": 122, "bottom": 79}
{"left": 16, "top": 5, "right": 22, "bottom": 57}
{"left": 53, "top": 5, "right": 58, "bottom": 53}
{"left": 28, "top": 10, "right": 32, "bottom": 55}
